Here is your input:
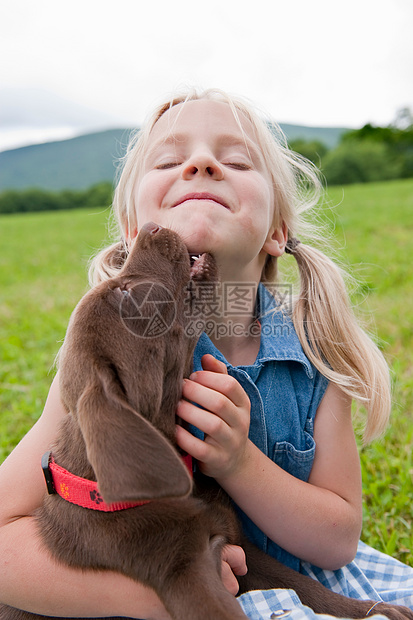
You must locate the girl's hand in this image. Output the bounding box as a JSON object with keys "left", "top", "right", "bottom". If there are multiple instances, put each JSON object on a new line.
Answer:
{"left": 221, "top": 544, "right": 248, "bottom": 594}
{"left": 176, "top": 354, "right": 251, "bottom": 480}
{"left": 150, "top": 543, "right": 247, "bottom": 618}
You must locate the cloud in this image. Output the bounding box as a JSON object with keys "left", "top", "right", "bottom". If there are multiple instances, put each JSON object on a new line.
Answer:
{"left": 0, "top": 0, "right": 412, "bottom": 151}
{"left": 0, "top": 87, "right": 122, "bottom": 128}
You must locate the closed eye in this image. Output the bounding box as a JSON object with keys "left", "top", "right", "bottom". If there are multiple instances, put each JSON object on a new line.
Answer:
{"left": 154, "top": 161, "right": 252, "bottom": 171}
{"left": 224, "top": 162, "right": 252, "bottom": 170}
{"left": 154, "top": 162, "right": 181, "bottom": 170}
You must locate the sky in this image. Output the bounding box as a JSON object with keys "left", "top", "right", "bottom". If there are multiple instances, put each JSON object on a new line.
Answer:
{"left": 1, "top": 0, "right": 412, "bottom": 151}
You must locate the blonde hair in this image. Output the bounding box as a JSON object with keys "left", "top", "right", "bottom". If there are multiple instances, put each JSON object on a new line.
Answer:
{"left": 89, "top": 88, "right": 390, "bottom": 442}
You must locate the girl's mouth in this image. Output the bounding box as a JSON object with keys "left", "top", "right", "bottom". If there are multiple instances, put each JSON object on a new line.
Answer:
{"left": 173, "top": 192, "right": 229, "bottom": 209}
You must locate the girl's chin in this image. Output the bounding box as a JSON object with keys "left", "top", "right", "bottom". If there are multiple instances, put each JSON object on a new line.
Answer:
{"left": 165, "top": 211, "right": 226, "bottom": 239}
{"left": 168, "top": 225, "right": 219, "bottom": 254}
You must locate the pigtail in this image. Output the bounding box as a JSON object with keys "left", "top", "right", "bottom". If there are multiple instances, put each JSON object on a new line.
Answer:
{"left": 287, "top": 241, "right": 391, "bottom": 443}
{"left": 88, "top": 241, "right": 128, "bottom": 288}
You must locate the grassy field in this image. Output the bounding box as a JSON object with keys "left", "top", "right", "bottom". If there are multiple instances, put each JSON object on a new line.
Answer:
{"left": 1, "top": 179, "right": 412, "bottom": 565}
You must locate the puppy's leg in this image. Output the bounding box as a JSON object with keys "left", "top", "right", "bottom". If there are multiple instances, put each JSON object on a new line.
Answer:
{"left": 159, "top": 535, "right": 248, "bottom": 620}
{"left": 239, "top": 542, "right": 413, "bottom": 620}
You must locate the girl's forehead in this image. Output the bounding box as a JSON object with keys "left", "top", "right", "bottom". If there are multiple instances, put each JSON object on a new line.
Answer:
{"left": 148, "top": 99, "right": 257, "bottom": 146}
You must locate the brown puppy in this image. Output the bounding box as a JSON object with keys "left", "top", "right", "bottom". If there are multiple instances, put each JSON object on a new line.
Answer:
{"left": 1, "top": 223, "right": 412, "bottom": 620}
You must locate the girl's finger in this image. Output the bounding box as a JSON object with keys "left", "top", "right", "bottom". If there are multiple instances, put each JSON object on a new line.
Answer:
{"left": 176, "top": 398, "right": 231, "bottom": 442}
{"left": 181, "top": 379, "right": 241, "bottom": 430}
{"left": 200, "top": 353, "right": 228, "bottom": 374}
{"left": 221, "top": 544, "right": 248, "bottom": 577}
{"left": 175, "top": 423, "right": 214, "bottom": 462}
{"left": 220, "top": 561, "right": 240, "bottom": 596}
{"left": 184, "top": 372, "right": 248, "bottom": 410}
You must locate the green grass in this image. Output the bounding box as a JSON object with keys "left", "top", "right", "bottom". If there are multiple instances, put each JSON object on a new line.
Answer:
{"left": 324, "top": 180, "right": 413, "bottom": 565}
{"left": 1, "top": 179, "right": 412, "bottom": 565}
{"left": 0, "top": 207, "right": 111, "bottom": 457}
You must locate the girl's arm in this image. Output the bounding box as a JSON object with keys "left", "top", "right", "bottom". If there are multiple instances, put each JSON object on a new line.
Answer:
{"left": 176, "top": 355, "right": 363, "bottom": 571}
{"left": 0, "top": 374, "right": 245, "bottom": 618}
{"left": 0, "top": 373, "right": 170, "bottom": 619}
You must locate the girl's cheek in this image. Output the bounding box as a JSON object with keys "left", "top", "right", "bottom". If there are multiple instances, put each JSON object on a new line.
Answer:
{"left": 134, "top": 181, "right": 156, "bottom": 218}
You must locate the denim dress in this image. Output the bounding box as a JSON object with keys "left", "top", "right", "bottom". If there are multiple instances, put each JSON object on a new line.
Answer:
{"left": 192, "top": 285, "right": 413, "bottom": 616}
{"left": 192, "top": 283, "right": 329, "bottom": 572}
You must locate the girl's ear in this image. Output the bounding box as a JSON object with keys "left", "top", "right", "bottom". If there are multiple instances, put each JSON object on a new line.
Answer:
{"left": 263, "top": 221, "right": 288, "bottom": 257}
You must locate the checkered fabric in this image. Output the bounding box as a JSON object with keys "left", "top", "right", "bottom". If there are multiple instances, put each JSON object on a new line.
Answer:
{"left": 237, "top": 541, "right": 413, "bottom": 619}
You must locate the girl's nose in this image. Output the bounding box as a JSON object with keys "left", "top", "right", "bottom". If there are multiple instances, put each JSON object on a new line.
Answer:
{"left": 182, "top": 151, "right": 224, "bottom": 180}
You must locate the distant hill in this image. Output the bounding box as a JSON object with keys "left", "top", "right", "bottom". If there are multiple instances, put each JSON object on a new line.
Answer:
{"left": 0, "top": 129, "right": 133, "bottom": 191}
{"left": 0, "top": 124, "right": 350, "bottom": 191}
{"left": 278, "top": 123, "right": 349, "bottom": 148}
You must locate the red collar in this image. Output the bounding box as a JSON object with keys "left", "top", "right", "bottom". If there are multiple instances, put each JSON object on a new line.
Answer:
{"left": 42, "top": 451, "right": 193, "bottom": 512}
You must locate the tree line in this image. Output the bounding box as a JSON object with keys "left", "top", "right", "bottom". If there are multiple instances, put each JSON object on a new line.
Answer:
{"left": 290, "top": 107, "right": 413, "bottom": 185}
{"left": 0, "top": 182, "right": 113, "bottom": 215}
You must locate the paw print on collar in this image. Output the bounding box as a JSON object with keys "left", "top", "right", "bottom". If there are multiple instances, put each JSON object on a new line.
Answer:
{"left": 90, "top": 489, "right": 104, "bottom": 505}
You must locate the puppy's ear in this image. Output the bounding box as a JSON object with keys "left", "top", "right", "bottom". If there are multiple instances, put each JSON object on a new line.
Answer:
{"left": 76, "top": 373, "right": 192, "bottom": 504}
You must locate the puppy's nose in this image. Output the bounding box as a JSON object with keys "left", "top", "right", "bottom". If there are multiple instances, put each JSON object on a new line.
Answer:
{"left": 141, "top": 222, "right": 162, "bottom": 235}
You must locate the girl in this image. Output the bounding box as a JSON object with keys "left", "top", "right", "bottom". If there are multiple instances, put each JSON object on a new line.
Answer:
{"left": 0, "top": 89, "right": 411, "bottom": 619}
